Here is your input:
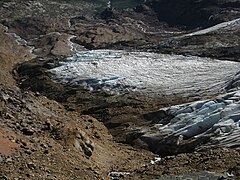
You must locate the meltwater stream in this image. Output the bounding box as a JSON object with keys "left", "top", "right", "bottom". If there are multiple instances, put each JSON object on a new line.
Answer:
{"left": 49, "top": 50, "right": 240, "bottom": 98}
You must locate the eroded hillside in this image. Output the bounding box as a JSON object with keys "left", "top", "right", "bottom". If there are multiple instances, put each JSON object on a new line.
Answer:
{"left": 0, "top": 0, "right": 240, "bottom": 179}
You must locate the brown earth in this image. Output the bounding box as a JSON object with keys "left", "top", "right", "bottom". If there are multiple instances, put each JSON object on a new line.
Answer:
{"left": 0, "top": 22, "right": 156, "bottom": 179}
{"left": 0, "top": 0, "right": 240, "bottom": 179}
{"left": 13, "top": 23, "right": 240, "bottom": 180}
{"left": 0, "top": 128, "right": 19, "bottom": 156}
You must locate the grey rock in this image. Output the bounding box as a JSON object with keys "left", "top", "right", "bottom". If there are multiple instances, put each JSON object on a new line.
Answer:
{"left": 5, "top": 157, "right": 12, "bottom": 163}
{"left": 25, "top": 149, "right": 33, "bottom": 155}
{"left": 21, "top": 127, "right": 34, "bottom": 136}
{"left": 0, "top": 175, "right": 8, "bottom": 180}
{"left": 0, "top": 156, "right": 3, "bottom": 163}
{"left": 74, "top": 136, "right": 94, "bottom": 157}
{"left": 27, "top": 162, "right": 36, "bottom": 170}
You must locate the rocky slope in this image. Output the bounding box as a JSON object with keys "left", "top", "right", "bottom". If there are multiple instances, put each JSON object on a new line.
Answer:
{"left": 147, "top": 0, "right": 240, "bottom": 29}
{"left": 0, "top": 0, "right": 240, "bottom": 179}
{"left": 151, "top": 18, "right": 240, "bottom": 61}
{"left": 0, "top": 14, "right": 157, "bottom": 180}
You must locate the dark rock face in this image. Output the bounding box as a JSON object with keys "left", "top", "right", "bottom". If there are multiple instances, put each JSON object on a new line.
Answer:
{"left": 147, "top": 0, "right": 240, "bottom": 29}
{"left": 151, "top": 23, "right": 240, "bottom": 61}
{"left": 100, "top": 8, "right": 117, "bottom": 19}
{"left": 134, "top": 4, "right": 152, "bottom": 14}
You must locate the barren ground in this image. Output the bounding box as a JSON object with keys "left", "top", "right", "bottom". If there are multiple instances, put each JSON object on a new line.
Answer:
{"left": 0, "top": 0, "right": 240, "bottom": 179}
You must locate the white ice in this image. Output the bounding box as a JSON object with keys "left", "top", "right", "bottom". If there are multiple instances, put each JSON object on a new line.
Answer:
{"left": 47, "top": 18, "right": 240, "bottom": 150}
{"left": 48, "top": 50, "right": 240, "bottom": 97}
{"left": 185, "top": 18, "right": 240, "bottom": 36}
{"left": 144, "top": 90, "right": 240, "bottom": 149}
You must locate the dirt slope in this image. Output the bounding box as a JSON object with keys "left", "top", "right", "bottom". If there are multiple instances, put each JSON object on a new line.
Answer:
{"left": 0, "top": 23, "right": 156, "bottom": 179}
{"left": 0, "top": 0, "right": 240, "bottom": 179}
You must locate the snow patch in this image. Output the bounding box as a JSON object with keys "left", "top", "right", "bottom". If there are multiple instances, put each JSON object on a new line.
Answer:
{"left": 185, "top": 18, "right": 240, "bottom": 36}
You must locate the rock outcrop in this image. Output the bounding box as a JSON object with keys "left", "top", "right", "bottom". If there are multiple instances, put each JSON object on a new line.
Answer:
{"left": 147, "top": 0, "right": 240, "bottom": 29}
{"left": 0, "top": 0, "right": 240, "bottom": 179}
